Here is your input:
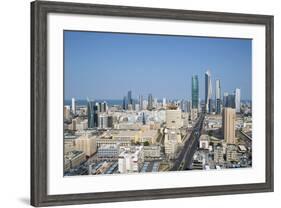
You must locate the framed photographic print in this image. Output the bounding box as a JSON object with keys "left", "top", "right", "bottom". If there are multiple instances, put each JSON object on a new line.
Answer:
{"left": 31, "top": 0, "right": 274, "bottom": 207}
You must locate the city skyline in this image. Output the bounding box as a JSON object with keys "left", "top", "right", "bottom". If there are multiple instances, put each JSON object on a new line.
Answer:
{"left": 64, "top": 31, "right": 252, "bottom": 100}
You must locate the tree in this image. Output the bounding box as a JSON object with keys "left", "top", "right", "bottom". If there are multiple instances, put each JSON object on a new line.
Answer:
{"left": 143, "top": 141, "right": 150, "bottom": 146}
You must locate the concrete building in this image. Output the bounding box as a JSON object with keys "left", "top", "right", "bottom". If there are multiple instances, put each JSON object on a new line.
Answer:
{"left": 118, "top": 146, "right": 144, "bottom": 173}
{"left": 64, "top": 106, "right": 71, "bottom": 120}
{"left": 214, "top": 145, "right": 224, "bottom": 164}
{"left": 166, "top": 109, "right": 183, "bottom": 129}
{"left": 75, "top": 134, "right": 97, "bottom": 157}
{"left": 223, "top": 108, "right": 236, "bottom": 144}
{"left": 139, "top": 129, "right": 159, "bottom": 144}
{"left": 226, "top": 144, "right": 238, "bottom": 162}
{"left": 190, "top": 108, "right": 198, "bottom": 121}
{"left": 96, "top": 137, "right": 132, "bottom": 148}
{"left": 199, "top": 135, "right": 209, "bottom": 149}
{"left": 64, "top": 136, "right": 77, "bottom": 154}
{"left": 97, "top": 144, "right": 120, "bottom": 159}
{"left": 164, "top": 129, "right": 181, "bottom": 159}
{"left": 112, "top": 130, "right": 140, "bottom": 143}
{"left": 76, "top": 120, "right": 88, "bottom": 131}
{"left": 143, "top": 145, "right": 161, "bottom": 159}
{"left": 64, "top": 150, "right": 86, "bottom": 171}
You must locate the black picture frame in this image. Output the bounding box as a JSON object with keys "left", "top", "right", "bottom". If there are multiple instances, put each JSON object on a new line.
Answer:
{"left": 31, "top": 0, "right": 274, "bottom": 207}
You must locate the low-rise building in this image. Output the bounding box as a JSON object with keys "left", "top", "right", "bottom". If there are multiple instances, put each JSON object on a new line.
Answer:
{"left": 96, "top": 137, "right": 132, "bottom": 148}
{"left": 190, "top": 108, "right": 198, "bottom": 121}
{"left": 97, "top": 144, "right": 120, "bottom": 159}
{"left": 214, "top": 145, "right": 224, "bottom": 165}
{"left": 199, "top": 134, "right": 209, "bottom": 149}
{"left": 226, "top": 144, "right": 238, "bottom": 162}
{"left": 164, "top": 129, "right": 181, "bottom": 159}
{"left": 143, "top": 145, "right": 161, "bottom": 159}
{"left": 64, "top": 150, "right": 86, "bottom": 171}
{"left": 139, "top": 129, "right": 159, "bottom": 144}
{"left": 112, "top": 130, "right": 140, "bottom": 143}
{"left": 75, "top": 134, "right": 97, "bottom": 157}
{"left": 64, "top": 134, "right": 79, "bottom": 154}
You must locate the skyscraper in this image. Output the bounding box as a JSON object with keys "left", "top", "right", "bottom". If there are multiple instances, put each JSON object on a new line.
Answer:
{"left": 215, "top": 80, "right": 221, "bottom": 114}
{"left": 142, "top": 112, "right": 146, "bottom": 125}
{"left": 127, "top": 90, "right": 133, "bottom": 106}
{"left": 87, "top": 100, "right": 98, "bottom": 128}
{"left": 235, "top": 88, "right": 241, "bottom": 113}
{"left": 191, "top": 75, "right": 199, "bottom": 109}
{"left": 148, "top": 93, "right": 153, "bottom": 110}
{"left": 139, "top": 95, "right": 143, "bottom": 110}
{"left": 223, "top": 92, "right": 229, "bottom": 107}
{"left": 71, "top": 97, "right": 76, "bottom": 114}
{"left": 222, "top": 108, "right": 236, "bottom": 144}
{"left": 227, "top": 93, "right": 236, "bottom": 108}
{"left": 122, "top": 96, "right": 127, "bottom": 110}
{"left": 97, "top": 102, "right": 107, "bottom": 113}
{"left": 163, "top": 97, "right": 167, "bottom": 108}
{"left": 205, "top": 70, "right": 212, "bottom": 113}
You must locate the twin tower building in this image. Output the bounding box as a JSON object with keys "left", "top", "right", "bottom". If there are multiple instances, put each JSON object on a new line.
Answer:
{"left": 191, "top": 70, "right": 240, "bottom": 115}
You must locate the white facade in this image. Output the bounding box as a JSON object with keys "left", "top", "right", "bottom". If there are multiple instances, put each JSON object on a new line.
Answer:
{"left": 235, "top": 88, "right": 241, "bottom": 113}
{"left": 71, "top": 97, "right": 76, "bottom": 114}
{"left": 215, "top": 80, "right": 221, "bottom": 100}
{"left": 118, "top": 146, "right": 144, "bottom": 173}
{"left": 199, "top": 135, "right": 209, "bottom": 149}
{"left": 163, "top": 97, "right": 167, "bottom": 108}
{"left": 98, "top": 114, "right": 108, "bottom": 129}
{"left": 205, "top": 70, "right": 212, "bottom": 113}
{"left": 164, "top": 130, "right": 180, "bottom": 158}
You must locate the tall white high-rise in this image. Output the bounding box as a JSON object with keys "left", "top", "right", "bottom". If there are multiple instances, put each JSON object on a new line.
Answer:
{"left": 215, "top": 80, "right": 221, "bottom": 114}
{"left": 235, "top": 88, "right": 241, "bottom": 113}
{"left": 71, "top": 97, "right": 76, "bottom": 114}
{"left": 163, "top": 97, "right": 167, "bottom": 108}
{"left": 215, "top": 80, "right": 221, "bottom": 100}
{"left": 205, "top": 70, "right": 212, "bottom": 113}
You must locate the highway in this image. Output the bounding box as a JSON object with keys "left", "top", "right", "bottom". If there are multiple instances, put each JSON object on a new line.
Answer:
{"left": 237, "top": 130, "right": 252, "bottom": 148}
{"left": 170, "top": 114, "right": 205, "bottom": 171}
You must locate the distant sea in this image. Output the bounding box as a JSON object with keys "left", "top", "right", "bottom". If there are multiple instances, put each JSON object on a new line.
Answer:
{"left": 64, "top": 99, "right": 123, "bottom": 107}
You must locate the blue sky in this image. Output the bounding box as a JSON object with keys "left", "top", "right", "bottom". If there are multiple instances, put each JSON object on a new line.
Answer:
{"left": 64, "top": 31, "right": 252, "bottom": 101}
